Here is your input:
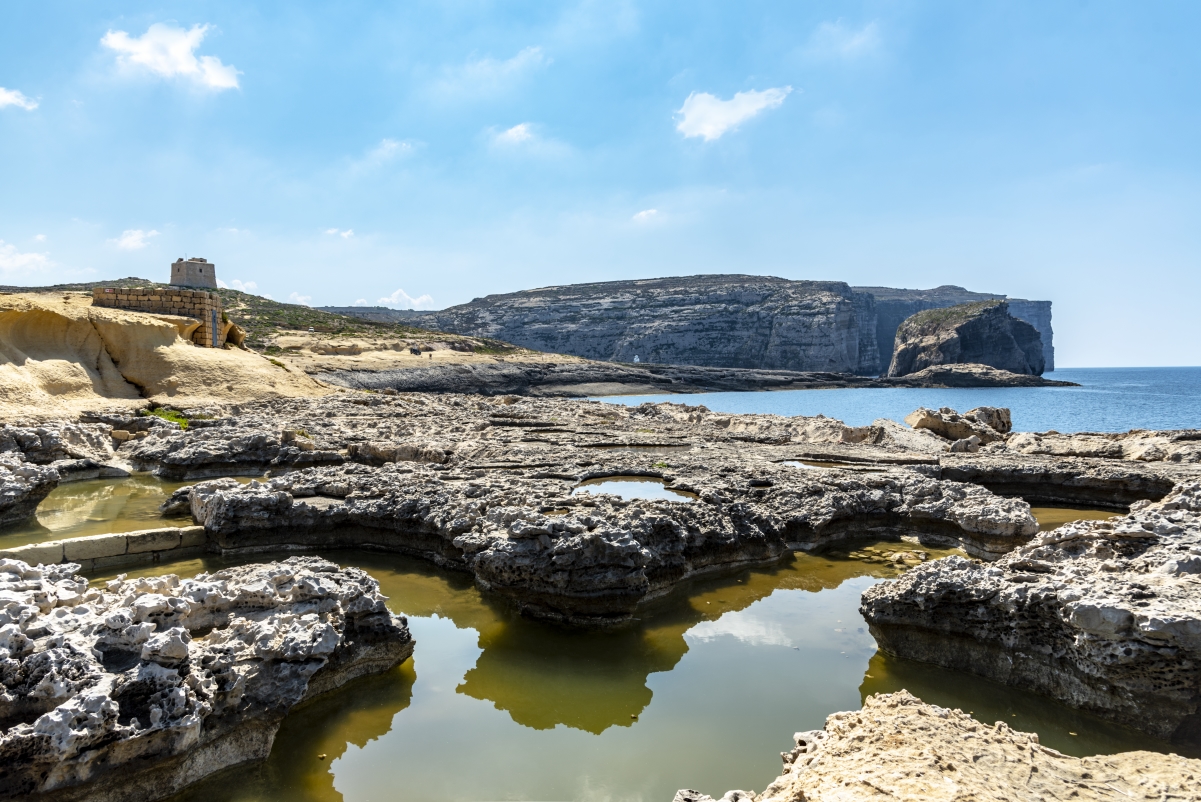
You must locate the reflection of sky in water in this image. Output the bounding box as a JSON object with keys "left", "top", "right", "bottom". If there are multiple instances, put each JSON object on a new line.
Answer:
{"left": 572, "top": 477, "right": 695, "bottom": 502}
{"left": 158, "top": 546, "right": 1167, "bottom": 802}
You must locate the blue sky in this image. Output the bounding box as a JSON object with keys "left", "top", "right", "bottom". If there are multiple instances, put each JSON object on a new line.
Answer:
{"left": 1, "top": 2, "right": 1198, "bottom": 366}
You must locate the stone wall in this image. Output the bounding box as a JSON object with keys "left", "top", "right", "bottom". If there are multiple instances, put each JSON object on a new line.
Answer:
{"left": 0, "top": 525, "right": 207, "bottom": 572}
{"left": 92, "top": 286, "right": 227, "bottom": 347}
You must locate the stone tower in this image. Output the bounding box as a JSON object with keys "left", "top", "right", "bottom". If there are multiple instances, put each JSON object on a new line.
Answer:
{"left": 170, "top": 257, "right": 218, "bottom": 289}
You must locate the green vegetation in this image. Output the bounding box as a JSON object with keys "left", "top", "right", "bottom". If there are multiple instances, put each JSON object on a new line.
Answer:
{"left": 902, "top": 300, "right": 1003, "bottom": 332}
{"left": 653, "top": 461, "right": 671, "bottom": 468}
{"left": 267, "top": 357, "right": 288, "bottom": 370}
{"left": 141, "top": 408, "right": 189, "bottom": 429}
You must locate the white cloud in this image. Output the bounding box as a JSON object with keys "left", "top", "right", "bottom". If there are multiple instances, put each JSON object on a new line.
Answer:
{"left": 110, "top": 229, "right": 159, "bottom": 250}
{"left": 676, "top": 87, "right": 793, "bottom": 141}
{"left": 377, "top": 288, "right": 435, "bottom": 310}
{"left": 494, "top": 123, "right": 534, "bottom": 145}
{"left": 632, "top": 209, "right": 658, "bottom": 223}
{"left": 217, "top": 278, "right": 257, "bottom": 292}
{"left": 288, "top": 292, "right": 312, "bottom": 306}
{"left": 33, "top": 234, "right": 46, "bottom": 242}
{"left": 101, "top": 23, "right": 240, "bottom": 90}
{"left": 0, "top": 240, "right": 51, "bottom": 278}
{"left": 687, "top": 613, "right": 794, "bottom": 648}
{"left": 434, "top": 46, "right": 549, "bottom": 98}
{"left": 324, "top": 228, "right": 354, "bottom": 239}
{"left": 352, "top": 298, "right": 369, "bottom": 306}
{"left": 804, "top": 20, "right": 882, "bottom": 60}
{"left": 0, "top": 87, "right": 38, "bottom": 111}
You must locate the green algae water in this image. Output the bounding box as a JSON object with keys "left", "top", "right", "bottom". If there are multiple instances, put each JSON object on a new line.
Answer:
{"left": 90, "top": 545, "right": 1171, "bottom": 802}
{"left": 0, "top": 475, "right": 253, "bottom": 548}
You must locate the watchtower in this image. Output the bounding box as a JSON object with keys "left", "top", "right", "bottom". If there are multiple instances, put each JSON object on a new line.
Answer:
{"left": 170, "top": 257, "right": 218, "bottom": 289}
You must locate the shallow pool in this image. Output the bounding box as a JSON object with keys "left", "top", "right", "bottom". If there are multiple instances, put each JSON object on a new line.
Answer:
{"left": 572, "top": 475, "right": 697, "bottom": 502}
{"left": 102, "top": 544, "right": 1171, "bottom": 802}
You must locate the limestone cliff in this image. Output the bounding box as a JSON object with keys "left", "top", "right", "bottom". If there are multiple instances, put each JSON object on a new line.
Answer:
{"left": 412, "top": 275, "right": 882, "bottom": 374}
{"left": 854, "top": 285, "right": 1054, "bottom": 372}
{"left": 887, "top": 301, "right": 1046, "bottom": 377}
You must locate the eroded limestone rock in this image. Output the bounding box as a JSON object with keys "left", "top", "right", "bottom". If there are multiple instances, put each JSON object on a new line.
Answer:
{"left": 0, "top": 453, "right": 59, "bottom": 527}
{"left": 862, "top": 482, "right": 1201, "bottom": 745}
{"left": 903, "top": 406, "right": 1009, "bottom": 445}
{"left": 675, "top": 691, "right": 1201, "bottom": 802}
{"left": 0, "top": 556, "right": 413, "bottom": 802}
{"left": 174, "top": 454, "right": 1036, "bottom": 626}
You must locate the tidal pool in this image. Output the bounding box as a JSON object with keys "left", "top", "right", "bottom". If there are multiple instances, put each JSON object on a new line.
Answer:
{"left": 572, "top": 475, "right": 697, "bottom": 502}
{"left": 0, "top": 475, "right": 203, "bottom": 547}
{"left": 90, "top": 542, "right": 1169, "bottom": 802}
{"left": 1031, "top": 506, "right": 1119, "bottom": 531}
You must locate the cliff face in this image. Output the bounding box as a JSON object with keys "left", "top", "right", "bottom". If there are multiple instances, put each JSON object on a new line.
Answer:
{"left": 412, "top": 275, "right": 882, "bottom": 375}
{"left": 886, "top": 300, "right": 1046, "bottom": 377}
{"left": 854, "top": 285, "right": 1054, "bottom": 372}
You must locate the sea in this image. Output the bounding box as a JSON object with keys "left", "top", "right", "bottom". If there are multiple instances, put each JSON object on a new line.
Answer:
{"left": 598, "top": 367, "right": 1201, "bottom": 433}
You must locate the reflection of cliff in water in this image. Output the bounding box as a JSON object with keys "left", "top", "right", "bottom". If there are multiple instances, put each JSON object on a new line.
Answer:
{"left": 102, "top": 542, "right": 956, "bottom": 740}
{"left": 360, "top": 543, "right": 957, "bottom": 734}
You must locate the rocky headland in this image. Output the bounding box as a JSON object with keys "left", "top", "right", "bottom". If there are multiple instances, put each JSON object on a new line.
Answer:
{"left": 398, "top": 275, "right": 1054, "bottom": 376}
{"left": 0, "top": 556, "right": 413, "bottom": 802}
{"left": 887, "top": 300, "right": 1047, "bottom": 377}
{"left": 674, "top": 691, "right": 1201, "bottom": 802}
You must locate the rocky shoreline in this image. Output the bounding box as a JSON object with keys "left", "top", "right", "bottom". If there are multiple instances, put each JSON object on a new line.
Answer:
{"left": 0, "top": 556, "right": 413, "bottom": 802}
{"left": 675, "top": 692, "right": 1201, "bottom": 801}
{"left": 4, "top": 390, "right": 1201, "bottom": 793}
{"left": 317, "top": 360, "right": 1076, "bottom": 397}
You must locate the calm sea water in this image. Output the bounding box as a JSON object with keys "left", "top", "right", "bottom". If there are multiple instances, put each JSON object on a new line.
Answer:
{"left": 599, "top": 367, "right": 1201, "bottom": 433}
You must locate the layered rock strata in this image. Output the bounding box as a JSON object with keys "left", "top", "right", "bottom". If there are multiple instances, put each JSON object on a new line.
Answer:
{"left": 887, "top": 301, "right": 1046, "bottom": 377}
{"left": 0, "top": 556, "right": 413, "bottom": 802}
{"left": 861, "top": 482, "right": 1201, "bottom": 746}
{"left": 675, "top": 691, "right": 1200, "bottom": 802}
{"left": 171, "top": 456, "right": 1035, "bottom": 625}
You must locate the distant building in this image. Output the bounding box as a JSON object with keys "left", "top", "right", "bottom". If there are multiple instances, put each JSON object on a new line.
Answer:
{"left": 171, "top": 257, "right": 218, "bottom": 289}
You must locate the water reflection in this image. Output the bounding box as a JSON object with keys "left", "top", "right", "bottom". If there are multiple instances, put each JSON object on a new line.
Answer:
{"left": 0, "top": 475, "right": 252, "bottom": 548}
{"left": 99, "top": 539, "right": 1178, "bottom": 802}
{"left": 572, "top": 476, "right": 697, "bottom": 502}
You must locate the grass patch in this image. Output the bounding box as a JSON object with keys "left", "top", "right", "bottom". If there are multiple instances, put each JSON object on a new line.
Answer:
{"left": 902, "top": 300, "right": 1004, "bottom": 332}
{"left": 653, "top": 461, "right": 670, "bottom": 468}
{"left": 142, "top": 408, "right": 189, "bottom": 429}
{"left": 267, "top": 358, "right": 288, "bottom": 371}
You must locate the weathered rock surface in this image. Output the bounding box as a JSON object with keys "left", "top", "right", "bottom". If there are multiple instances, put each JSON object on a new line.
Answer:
{"left": 124, "top": 424, "right": 344, "bottom": 480}
{"left": 1008, "top": 429, "right": 1201, "bottom": 463}
{"left": 887, "top": 301, "right": 1046, "bottom": 377}
{"left": 862, "top": 482, "right": 1201, "bottom": 746}
{"left": 175, "top": 451, "right": 1035, "bottom": 625}
{"left": 0, "top": 556, "right": 413, "bottom": 802}
{"left": 675, "top": 691, "right": 1200, "bottom": 802}
{"left": 0, "top": 423, "right": 115, "bottom": 465}
{"left": 0, "top": 454, "right": 59, "bottom": 527}
{"left": 904, "top": 406, "right": 1010, "bottom": 446}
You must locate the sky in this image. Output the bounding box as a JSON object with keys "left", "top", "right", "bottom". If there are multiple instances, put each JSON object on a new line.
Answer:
{"left": 1, "top": 2, "right": 1199, "bottom": 367}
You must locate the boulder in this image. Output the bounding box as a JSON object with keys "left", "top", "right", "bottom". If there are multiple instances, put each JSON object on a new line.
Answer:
{"left": 676, "top": 691, "right": 1201, "bottom": 802}
{"left": 903, "top": 406, "right": 1008, "bottom": 444}
{"left": 0, "top": 556, "right": 413, "bottom": 802}
{"left": 887, "top": 301, "right": 1045, "bottom": 377}
{"left": 861, "top": 481, "right": 1201, "bottom": 745}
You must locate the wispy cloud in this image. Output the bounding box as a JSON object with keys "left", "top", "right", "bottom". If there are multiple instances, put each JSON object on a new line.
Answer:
{"left": 803, "top": 20, "right": 882, "bottom": 60}
{"left": 676, "top": 87, "right": 793, "bottom": 141}
{"left": 0, "top": 240, "right": 51, "bottom": 277}
{"left": 349, "top": 138, "right": 417, "bottom": 173}
{"left": 378, "top": 288, "right": 434, "bottom": 310}
{"left": 33, "top": 234, "right": 47, "bottom": 242}
{"left": 110, "top": 229, "right": 159, "bottom": 250}
{"left": 217, "top": 278, "right": 257, "bottom": 292}
{"left": 632, "top": 209, "right": 658, "bottom": 223}
{"left": 0, "top": 87, "right": 38, "bottom": 111}
{"left": 288, "top": 291, "right": 312, "bottom": 306}
{"left": 101, "top": 23, "right": 240, "bottom": 90}
{"left": 433, "top": 46, "right": 549, "bottom": 99}
{"left": 325, "top": 228, "right": 354, "bottom": 239}
{"left": 493, "top": 123, "right": 535, "bottom": 145}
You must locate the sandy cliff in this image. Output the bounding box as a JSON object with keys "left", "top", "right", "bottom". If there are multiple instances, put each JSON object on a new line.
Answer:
{"left": 0, "top": 293, "right": 329, "bottom": 420}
